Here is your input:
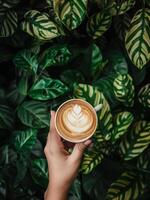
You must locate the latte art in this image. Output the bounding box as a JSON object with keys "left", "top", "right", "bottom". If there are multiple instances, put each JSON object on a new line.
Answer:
{"left": 55, "top": 99, "right": 97, "bottom": 143}
{"left": 63, "top": 104, "right": 93, "bottom": 133}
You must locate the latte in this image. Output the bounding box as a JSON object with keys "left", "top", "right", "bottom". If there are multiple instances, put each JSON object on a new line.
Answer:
{"left": 55, "top": 99, "right": 98, "bottom": 142}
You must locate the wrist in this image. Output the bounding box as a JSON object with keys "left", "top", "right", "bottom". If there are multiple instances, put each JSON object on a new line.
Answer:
{"left": 45, "top": 181, "right": 70, "bottom": 200}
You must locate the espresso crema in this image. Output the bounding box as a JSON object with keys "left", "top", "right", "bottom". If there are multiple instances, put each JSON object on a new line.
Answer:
{"left": 55, "top": 99, "right": 97, "bottom": 142}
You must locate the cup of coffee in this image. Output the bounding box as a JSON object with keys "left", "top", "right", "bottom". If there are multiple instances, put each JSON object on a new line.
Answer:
{"left": 54, "top": 99, "right": 98, "bottom": 143}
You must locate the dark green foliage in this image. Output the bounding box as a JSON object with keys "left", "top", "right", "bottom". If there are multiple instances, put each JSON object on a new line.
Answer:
{"left": 0, "top": 0, "right": 150, "bottom": 199}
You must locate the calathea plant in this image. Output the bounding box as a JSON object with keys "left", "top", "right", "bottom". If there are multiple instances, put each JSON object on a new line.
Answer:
{"left": 0, "top": 0, "right": 150, "bottom": 199}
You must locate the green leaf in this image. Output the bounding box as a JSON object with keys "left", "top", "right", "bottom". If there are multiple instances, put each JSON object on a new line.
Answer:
{"left": 73, "top": 83, "right": 113, "bottom": 138}
{"left": 119, "top": 121, "right": 150, "bottom": 160}
{"left": 13, "top": 50, "right": 38, "bottom": 74}
{"left": 137, "top": 151, "right": 150, "bottom": 170}
{"left": 90, "top": 44, "right": 104, "bottom": 77}
{"left": 60, "top": 69, "right": 85, "bottom": 86}
{"left": 113, "top": 14, "right": 131, "bottom": 42}
{"left": 31, "top": 158, "right": 48, "bottom": 188}
{"left": 53, "top": 0, "right": 87, "bottom": 30}
{"left": 73, "top": 83, "right": 103, "bottom": 107}
{"left": 0, "top": 0, "right": 20, "bottom": 8}
{"left": 14, "top": 128, "right": 37, "bottom": 152}
{"left": 81, "top": 149, "right": 104, "bottom": 174}
{"left": 18, "top": 73, "right": 28, "bottom": 96}
{"left": 87, "top": 11, "right": 112, "bottom": 39}
{"left": 17, "top": 100, "right": 50, "bottom": 128}
{"left": 138, "top": 84, "right": 150, "bottom": 108}
{"left": 21, "top": 10, "right": 60, "bottom": 40}
{"left": 6, "top": 82, "right": 25, "bottom": 106}
{"left": 113, "top": 73, "right": 135, "bottom": 107}
{"left": 28, "top": 77, "right": 68, "bottom": 100}
{"left": 125, "top": 9, "right": 150, "bottom": 69}
{"left": 0, "top": 105, "right": 14, "bottom": 130}
{"left": 0, "top": 9, "right": 18, "bottom": 37}
{"left": 106, "top": 171, "right": 145, "bottom": 200}
{"left": 109, "top": 0, "right": 135, "bottom": 16}
{"left": 69, "top": 179, "right": 81, "bottom": 200}
{"left": 111, "top": 111, "right": 134, "bottom": 141}
{"left": 40, "top": 45, "right": 72, "bottom": 69}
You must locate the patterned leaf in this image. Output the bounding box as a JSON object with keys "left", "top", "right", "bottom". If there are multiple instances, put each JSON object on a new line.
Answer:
{"left": 81, "top": 149, "right": 104, "bottom": 174}
{"left": 0, "top": 10, "right": 17, "bottom": 37}
{"left": 21, "top": 10, "right": 60, "bottom": 40}
{"left": 90, "top": 44, "right": 104, "bottom": 77}
{"left": 110, "top": 0, "right": 135, "bottom": 16}
{"left": 0, "top": 0, "right": 20, "bottom": 8}
{"left": 137, "top": 151, "right": 150, "bottom": 170}
{"left": 125, "top": 9, "right": 150, "bottom": 69}
{"left": 31, "top": 158, "right": 48, "bottom": 188}
{"left": 113, "top": 73, "right": 135, "bottom": 106}
{"left": 40, "top": 45, "right": 72, "bottom": 69}
{"left": 53, "top": 0, "right": 87, "bottom": 30}
{"left": 138, "top": 83, "right": 150, "bottom": 108}
{"left": 87, "top": 11, "right": 112, "bottom": 39}
{"left": 14, "top": 128, "right": 37, "bottom": 152}
{"left": 0, "top": 105, "right": 14, "bottom": 130}
{"left": 17, "top": 100, "right": 50, "bottom": 128}
{"left": 119, "top": 121, "right": 150, "bottom": 160}
{"left": 73, "top": 83, "right": 113, "bottom": 138}
{"left": 73, "top": 83, "right": 102, "bottom": 107}
{"left": 113, "top": 14, "right": 131, "bottom": 42}
{"left": 28, "top": 77, "right": 68, "bottom": 100}
{"left": 13, "top": 50, "right": 38, "bottom": 74}
{"left": 106, "top": 171, "right": 145, "bottom": 200}
{"left": 111, "top": 111, "right": 134, "bottom": 141}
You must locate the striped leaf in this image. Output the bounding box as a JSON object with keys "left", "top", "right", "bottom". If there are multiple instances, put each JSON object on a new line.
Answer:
{"left": 0, "top": 10, "right": 17, "bottom": 37}
{"left": 111, "top": 111, "right": 134, "bottom": 141}
{"left": 21, "top": 10, "right": 60, "bottom": 40}
{"left": 106, "top": 171, "right": 145, "bottom": 200}
{"left": 81, "top": 149, "right": 104, "bottom": 174}
{"left": 110, "top": 0, "right": 135, "bottom": 16}
{"left": 53, "top": 0, "right": 87, "bottom": 30}
{"left": 138, "top": 84, "right": 150, "bottom": 108}
{"left": 13, "top": 50, "right": 38, "bottom": 74}
{"left": 31, "top": 158, "right": 48, "bottom": 188}
{"left": 125, "top": 9, "right": 150, "bottom": 69}
{"left": 87, "top": 11, "right": 112, "bottom": 39}
{"left": 0, "top": 0, "right": 20, "bottom": 8}
{"left": 113, "top": 73, "right": 135, "bottom": 107}
{"left": 0, "top": 105, "right": 14, "bottom": 130}
{"left": 14, "top": 128, "right": 37, "bottom": 152}
{"left": 119, "top": 121, "right": 150, "bottom": 160}
{"left": 73, "top": 83, "right": 102, "bottom": 107}
{"left": 113, "top": 14, "right": 131, "bottom": 42}
{"left": 28, "top": 77, "right": 68, "bottom": 100}
{"left": 73, "top": 84, "right": 113, "bottom": 138}
{"left": 93, "top": 129, "right": 106, "bottom": 143}
{"left": 17, "top": 100, "right": 50, "bottom": 128}
{"left": 90, "top": 44, "right": 104, "bottom": 77}
{"left": 137, "top": 151, "right": 149, "bottom": 170}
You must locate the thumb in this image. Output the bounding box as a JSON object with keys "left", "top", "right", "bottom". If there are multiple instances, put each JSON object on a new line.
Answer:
{"left": 71, "top": 139, "right": 92, "bottom": 161}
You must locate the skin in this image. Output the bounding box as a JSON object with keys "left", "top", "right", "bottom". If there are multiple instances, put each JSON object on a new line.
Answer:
{"left": 44, "top": 111, "right": 92, "bottom": 200}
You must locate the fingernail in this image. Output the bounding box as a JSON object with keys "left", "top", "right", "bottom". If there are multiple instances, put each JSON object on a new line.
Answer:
{"left": 84, "top": 139, "right": 92, "bottom": 146}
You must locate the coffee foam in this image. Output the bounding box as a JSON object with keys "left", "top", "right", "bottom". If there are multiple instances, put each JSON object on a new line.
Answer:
{"left": 55, "top": 99, "right": 97, "bottom": 142}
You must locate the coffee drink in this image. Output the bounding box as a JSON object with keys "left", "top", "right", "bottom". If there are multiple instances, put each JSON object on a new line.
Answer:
{"left": 55, "top": 99, "right": 98, "bottom": 143}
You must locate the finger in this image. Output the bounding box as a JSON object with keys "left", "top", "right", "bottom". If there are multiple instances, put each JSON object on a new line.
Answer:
{"left": 49, "top": 110, "right": 64, "bottom": 151}
{"left": 70, "top": 139, "right": 92, "bottom": 161}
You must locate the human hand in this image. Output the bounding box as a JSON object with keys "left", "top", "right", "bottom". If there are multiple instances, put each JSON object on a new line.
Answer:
{"left": 44, "top": 111, "right": 92, "bottom": 200}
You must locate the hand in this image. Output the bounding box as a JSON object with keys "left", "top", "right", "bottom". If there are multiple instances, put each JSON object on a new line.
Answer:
{"left": 44, "top": 111, "right": 92, "bottom": 200}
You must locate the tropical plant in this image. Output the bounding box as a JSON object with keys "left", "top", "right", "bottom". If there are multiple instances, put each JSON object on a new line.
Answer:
{"left": 0, "top": 0, "right": 150, "bottom": 199}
